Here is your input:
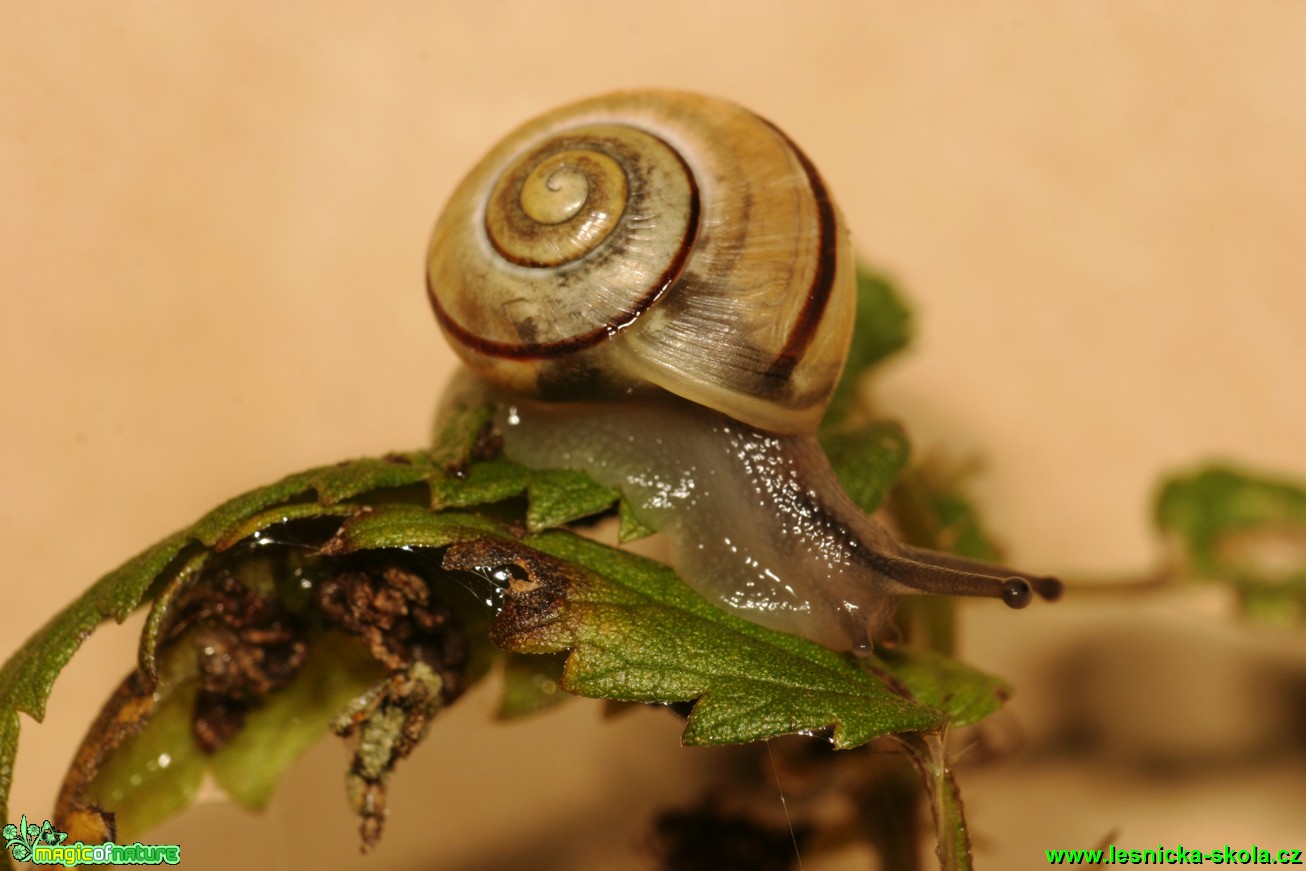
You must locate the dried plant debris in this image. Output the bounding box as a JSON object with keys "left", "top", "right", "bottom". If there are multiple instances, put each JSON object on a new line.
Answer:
{"left": 314, "top": 565, "right": 468, "bottom": 691}
{"left": 332, "top": 661, "right": 445, "bottom": 851}
{"left": 162, "top": 571, "right": 310, "bottom": 753}
{"left": 51, "top": 542, "right": 474, "bottom": 851}
{"left": 315, "top": 564, "right": 469, "bottom": 849}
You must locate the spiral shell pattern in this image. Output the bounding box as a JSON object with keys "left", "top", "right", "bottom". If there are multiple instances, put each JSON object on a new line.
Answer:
{"left": 427, "top": 89, "right": 856, "bottom": 435}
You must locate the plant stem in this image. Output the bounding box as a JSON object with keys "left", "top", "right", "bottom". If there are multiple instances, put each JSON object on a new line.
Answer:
{"left": 895, "top": 730, "right": 971, "bottom": 871}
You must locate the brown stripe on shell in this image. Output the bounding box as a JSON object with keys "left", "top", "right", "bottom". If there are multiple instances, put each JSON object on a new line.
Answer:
{"left": 429, "top": 145, "right": 701, "bottom": 360}
{"left": 755, "top": 116, "right": 840, "bottom": 383}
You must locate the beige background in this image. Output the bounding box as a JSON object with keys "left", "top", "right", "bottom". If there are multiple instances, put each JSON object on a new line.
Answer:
{"left": 3, "top": 3, "right": 1304, "bottom": 869}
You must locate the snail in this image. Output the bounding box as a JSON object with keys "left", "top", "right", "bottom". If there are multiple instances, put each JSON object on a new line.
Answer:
{"left": 426, "top": 89, "right": 1061, "bottom": 652}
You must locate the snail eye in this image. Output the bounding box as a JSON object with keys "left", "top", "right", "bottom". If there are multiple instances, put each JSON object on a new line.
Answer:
{"left": 1001, "top": 579, "right": 1032, "bottom": 609}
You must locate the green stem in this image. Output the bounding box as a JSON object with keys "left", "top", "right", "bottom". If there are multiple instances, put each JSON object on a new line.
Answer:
{"left": 1054, "top": 566, "right": 1176, "bottom": 596}
{"left": 895, "top": 730, "right": 971, "bottom": 871}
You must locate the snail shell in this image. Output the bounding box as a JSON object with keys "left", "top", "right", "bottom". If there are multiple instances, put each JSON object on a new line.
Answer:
{"left": 426, "top": 89, "right": 856, "bottom": 435}
{"left": 429, "top": 91, "right": 1061, "bottom": 651}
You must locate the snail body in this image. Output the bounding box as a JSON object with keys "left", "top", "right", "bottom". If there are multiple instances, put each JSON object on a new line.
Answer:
{"left": 490, "top": 391, "right": 901, "bottom": 651}
{"left": 428, "top": 90, "right": 1060, "bottom": 652}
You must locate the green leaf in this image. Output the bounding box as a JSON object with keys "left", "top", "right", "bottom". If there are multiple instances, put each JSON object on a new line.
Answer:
{"left": 1156, "top": 464, "right": 1306, "bottom": 623}
{"left": 75, "top": 631, "right": 391, "bottom": 839}
{"left": 208, "top": 633, "right": 386, "bottom": 811}
{"left": 322, "top": 504, "right": 509, "bottom": 554}
{"left": 211, "top": 503, "right": 359, "bottom": 553}
{"left": 618, "top": 499, "right": 658, "bottom": 543}
{"left": 2, "top": 453, "right": 428, "bottom": 828}
{"left": 429, "top": 400, "right": 494, "bottom": 468}
{"left": 887, "top": 462, "right": 1000, "bottom": 562}
{"left": 847, "top": 267, "right": 914, "bottom": 371}
{"left": 826, "top": 266, "right": 914, "bottom": 426}
{"left": 524, "top": 469, "right": 620, "bottom": 532}
{"left": 442, "top": 532, "right": 942, "bottom": 748}
{"left": 1, "top": 533, "right": 189, "bottom": 724}
{"left": 872, "top": 647, "right": 1010, "bottom": 728}
{"left": 821, "top": 419, "right": 912, "bottom": 514}
{"left": 427, "top": 458, "right": 531, "bottom": 511}
{"left": 497, "top": 653, "right": 571, "bottom": 720}
{"left": 189, "top": 451, "right": 440, "bottom": 547}
{"left": 0, "top": 532, "right": 190, "bottom": 830}
{"left": 1156, "top": 464, "right": 1306, "bottom": 570}
{"left": 72, "top": 679, "right": 205, "bottom": 840}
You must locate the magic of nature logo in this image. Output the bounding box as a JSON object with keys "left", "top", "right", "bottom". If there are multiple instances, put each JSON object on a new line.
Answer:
{"left": 3, "top": 815, "right": 179, "bottom": 866}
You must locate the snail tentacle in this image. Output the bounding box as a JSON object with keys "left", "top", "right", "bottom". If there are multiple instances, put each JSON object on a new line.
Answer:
{"left": 894, "top": 546, "right": 1065, "bottom": 602}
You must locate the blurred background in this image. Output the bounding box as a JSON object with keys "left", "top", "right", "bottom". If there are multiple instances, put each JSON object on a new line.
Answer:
{"left": 2, "top": 2, "right": 1304, "bottom": 869}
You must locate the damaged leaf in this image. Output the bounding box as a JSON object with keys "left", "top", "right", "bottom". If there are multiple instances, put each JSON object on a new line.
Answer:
{"left": 0, "top": 431, "right": 645, "bottom": 842}
{"left": 442, "top": 534, "right": 943, "bottom": 748}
